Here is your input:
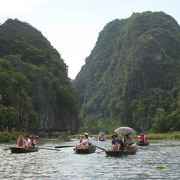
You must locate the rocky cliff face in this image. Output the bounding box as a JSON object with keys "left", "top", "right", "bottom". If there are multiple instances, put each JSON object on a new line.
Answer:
{"left": 0, "top": 19, "right": 79, "bottom": 133}
{"left": 73, "top": 12, "right": 180, "bottom": 133}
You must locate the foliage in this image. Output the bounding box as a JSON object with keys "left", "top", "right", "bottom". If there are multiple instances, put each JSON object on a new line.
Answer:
{"left": 73, "top": 11, "right": 180, "bottom": 133}
{"left": 0, "top": 131, "right": 17, "bottom": 142}
{"left": 0, "top": 19, "right": 79, "bottom": 132}
{"left": 146, "top": 131, "right": 180, "bottom": 140}
{"left": 0, "top": 131, "right": 36, "bottom": 142}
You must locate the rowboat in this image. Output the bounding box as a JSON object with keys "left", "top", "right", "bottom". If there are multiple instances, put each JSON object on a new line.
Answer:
{"left": 122, "top": 143, "right": 137, "bottom": 155}
{"left": 105, "top": 143, "right": 137, "bottom": 157}
{"left": 105, "top": 150, "right": 121, "bottom": 157}
{"left": 10, "top": 147, "right": 38, "bottom": 153}
{"left": 137, "top": 134, "right": 149, "bottom": 146}
{"left": 74, "top": 145, "right": 96, "bottom": 154}
{"left": 98, "top": 137, "right": 106, "bottom": 141}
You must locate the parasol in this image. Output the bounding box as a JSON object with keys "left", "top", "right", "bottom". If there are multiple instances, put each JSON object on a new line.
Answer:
{"left": 114, "top": 126, "right": 136, "bottom": 135}
{"left": 99, "top": 132, "right": 106, "bottom": 135}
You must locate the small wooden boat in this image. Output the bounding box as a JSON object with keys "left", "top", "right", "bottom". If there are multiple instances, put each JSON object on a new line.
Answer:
{"left": 98, "top": 137, "right": 106, "bottom": 141}
{"left": 137, "top": 134, "right": 149, "bottom": 146}
{"left": 105, "top": 143, "right": 137, "bottom": 157}
{"left": 74, "top": 145, "right": 96, "bottom": 154}
{"left": 10, "top": 147, "right": 38, "bottom": 153}
{"left": 122, "top": 143, "right": 137, "bottom": 155}
{"left": 105, "top": 150, "right": 121, "bottom": 157}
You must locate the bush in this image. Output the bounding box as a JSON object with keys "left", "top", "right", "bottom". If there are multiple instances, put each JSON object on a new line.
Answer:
{"left": 0, "top": 132, "right": 11, "bottom": 142}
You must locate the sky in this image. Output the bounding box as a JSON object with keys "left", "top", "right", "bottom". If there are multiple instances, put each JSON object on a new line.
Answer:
{"left": 0, "top": 0, "right": 179, "bottom": 79}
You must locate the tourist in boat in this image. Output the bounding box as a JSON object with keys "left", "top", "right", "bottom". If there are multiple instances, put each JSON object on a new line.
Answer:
{"left": 16, "top": 135, "right": 25, "bottom": 148}
{"left": 111, "top": 134, "right": 122, "bottom": 151}
{"left": 80, "top": 133, "right": 92, "bottom": 148}
{"left": 98, "top": 132, "right": 106, "bottom": 141}
{"left": 137, "top": 133, "right": 148, "bottom": 144}
{"left": 23, "top": 135, "right": 32, "bottom": 148}
{"left": 79, "top": 135, "right": 84, "bottom": 143}
{"left": 117, "top": 138, "right": 124, "bottom": 151}
{"left": 29, "top": 135, "right": 37, "bottom": 147}
{"left": 123, "top": 134, "right": 133, "bottom": 147}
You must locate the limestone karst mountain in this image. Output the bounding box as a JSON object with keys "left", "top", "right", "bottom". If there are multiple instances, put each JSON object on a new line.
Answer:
{"left": 0, "top": 19, "right": 79, "bottom": 133}
{"left": 73, "top": 12, "right": 180, "bottom": 133}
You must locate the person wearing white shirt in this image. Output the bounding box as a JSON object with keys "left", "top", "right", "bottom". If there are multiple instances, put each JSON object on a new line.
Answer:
{"left": 81, "top": 133, "right": 92, "bottom": 148}
{"left": 23, "top": 136, "right": 31, "bottom": 148}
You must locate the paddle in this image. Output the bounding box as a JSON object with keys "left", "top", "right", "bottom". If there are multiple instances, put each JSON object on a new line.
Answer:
{"left": 4, "top": 148, "right": 10, "bottom": 151}
{"left": 39, "top": 147, "right": 61, "bottom": 151}
{"left": 55, "top": 145, "right": 75, "bottom": 148}
{"left": 96, "top": 150, "right": 105, "bottom": 154}
{"left": 96, "top": 145, "right": 106, "bottom": 152}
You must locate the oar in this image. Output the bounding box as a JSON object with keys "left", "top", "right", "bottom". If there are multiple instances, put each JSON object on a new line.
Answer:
{"left": 55, "top": 145, "right": 75, "bottom": 148}
{"left": 39, "top": 147, "right": 61, "bottom": 151}
{"left": 96, "top": 145, "right": 106, "bottom": 152}
{"left": 4, "top": 148, "right": 10, "bottom": 151}
{"left": 96, "top": 150, "right": 105, "bottom": 154}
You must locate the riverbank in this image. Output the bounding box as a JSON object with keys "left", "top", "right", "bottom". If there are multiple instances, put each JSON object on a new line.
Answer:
{"left": 145, "top": 131, "right": 180, "bottom": 140}
{"left": 1, "top": 131, "right": 180, "bottom": 143}
{"left": 0, "top": 131, "right": 36, "bottom": 143}
{"left": 0, "top": 131, "right": 72, "bottom": 143}
{"left": 101, "top": 131, "right": 180, "bottom": 140}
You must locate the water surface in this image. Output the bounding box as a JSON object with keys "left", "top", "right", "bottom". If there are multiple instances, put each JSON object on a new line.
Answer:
{"left": 0, "top": 140, "right": 180, "bottom": 179}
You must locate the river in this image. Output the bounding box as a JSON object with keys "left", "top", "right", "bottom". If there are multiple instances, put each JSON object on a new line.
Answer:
{"left": 0, "top": 139, "right": 180, "bottom": 180}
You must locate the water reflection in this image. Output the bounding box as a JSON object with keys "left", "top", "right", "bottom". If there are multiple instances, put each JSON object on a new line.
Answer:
{"left": 0, "top": 140, "right": 180, "bottom": 179}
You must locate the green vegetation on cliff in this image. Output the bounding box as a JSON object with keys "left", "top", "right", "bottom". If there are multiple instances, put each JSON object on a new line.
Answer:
{"left": 0, "top": 19, "right": 79, "bottom": 132}
{"left": 73, "top": 11, "right": 180, "bottom": 133}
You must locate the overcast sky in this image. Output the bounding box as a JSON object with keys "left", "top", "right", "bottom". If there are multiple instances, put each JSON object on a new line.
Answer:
{"left": 0, "top": 0, "right": 179, "bottom": 79}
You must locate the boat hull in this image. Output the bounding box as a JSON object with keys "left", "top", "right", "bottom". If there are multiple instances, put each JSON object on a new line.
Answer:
{"left": 106, "top": 144, "right": 137, "bottom": 157}
{"left": 137, "top": 141, "right": 149, "bottom": 146}
{"left": 10, "top": 147, "right": 38, "bottom": 153}
{"left": 74, "top": 145, "right": 96, "bottom": 154}
{"left": 105, "top": 150, "right": 121, "bottom": 157}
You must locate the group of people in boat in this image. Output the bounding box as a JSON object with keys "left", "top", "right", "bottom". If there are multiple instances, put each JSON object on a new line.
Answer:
{"left": 16, "top": 135, "right": 37, "bottom": 149}
{"left": 110, "top": 134, "right": 134, "bottom": 151}
{"left": 110, "top": 132, "right": 149, "bottom": 151}
{"left": 137, "top": 133, "right": 149, "bottom": 145}
{"left": 77, "top": 133, "right": 93, "bottom": 149}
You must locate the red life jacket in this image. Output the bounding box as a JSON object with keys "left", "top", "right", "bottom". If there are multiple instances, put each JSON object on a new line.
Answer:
{"left": 138, "top": 135, "right": 145, "bottom": 143}
{"left": 18, "top": 138, "right": 24, "bottom": 147}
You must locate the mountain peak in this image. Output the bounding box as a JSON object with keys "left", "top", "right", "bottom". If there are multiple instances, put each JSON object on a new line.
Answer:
{"left": 73, "top": 11, "right": 180, "bottom": 133}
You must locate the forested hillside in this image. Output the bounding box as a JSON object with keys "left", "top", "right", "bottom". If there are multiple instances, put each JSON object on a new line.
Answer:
{"left": 0, "top": 19, "right": 79, "bottom": 132}
{"left": 73, "top": 11, "right": 180, "bottom": 133}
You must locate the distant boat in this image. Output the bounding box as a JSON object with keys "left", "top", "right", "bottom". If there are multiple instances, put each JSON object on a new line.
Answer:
{"left": 98, "top": 132, "right": 106, "bottom": 141}
{"left": 98, "top": 136, "right": 106, "bottom": 141}
{"left": 10, "top": 147, "right": 38, "bottom": 153}
{"left": 137, "top": 134, "right": 149, "bottom": 146}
